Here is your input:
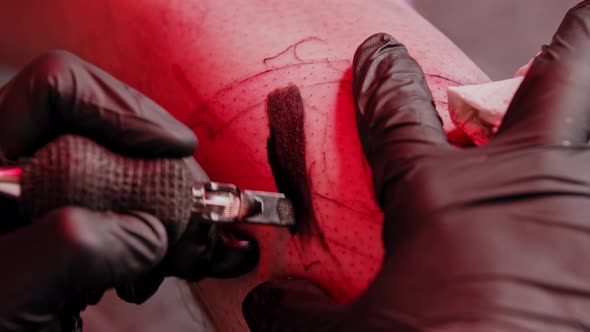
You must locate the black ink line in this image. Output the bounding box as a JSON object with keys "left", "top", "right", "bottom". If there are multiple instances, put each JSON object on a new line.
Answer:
{"left": 425, "top": 73, "right": 467, "bottom": 86}
{"left": 172, "top": 64, "right": 224, "bottom": 130}
{"left": 327, "top": 239, "right": 380, "bottom": 261}
{"left": 312, "top": 192, "right": 382, "bottom": 218}
{"left": 172, "top": 64, "right": 206, "bottom": 107}
{"left": 293, "top": 240, "right": 311, "bottom": 271}
{"left": 186, "top": 68, "right": 347, "bottom": 140}
{"left": 304, "top": 261, "right": 320, "bottom": 272}
{"left": 221, "top": 60, "right": 347, "bottom": 99}
{"left": 206, "top": 102, "right": 263, "bottom": 139}
{"left": 185, "top": 59, "right": 348, "bottom": 130}
{"left": 325, "top": 58, "right": 350, "bottom": 72}
{"left": 301, "top": 100, "right": 326, "bottom": 115}
{"left": 309, "top": 79, "right": 352, "bottom": 88}
{"left": 292, "top": 239, "right": 322, "bottom": 274}
{"left": 263, "top": 36, "right": 326, "bottom": 65}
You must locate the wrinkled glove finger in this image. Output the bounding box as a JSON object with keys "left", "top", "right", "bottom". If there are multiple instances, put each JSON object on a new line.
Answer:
{"left": 353, "top": 33, "right": 451, "bottom": 205}
{"left": 163, "top": 222, "right": 259, "bottom": 281}
{"left": 495, "top": 1, "right": 590, "bottom": 147}
{"left": 115, "top": 268, "right": 165, "bottom": 304}
{"left": 0, "top": 207, "right": 167, "bottom": 331}
{"left": 48, "top": 209, "right": 168, "bottom": 292}
{"left": 0, "top": 50, "right": 196, "bottom": 160}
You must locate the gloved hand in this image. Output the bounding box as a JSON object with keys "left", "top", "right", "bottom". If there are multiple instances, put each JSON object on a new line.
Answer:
{"left": 242, "top": 2, "right": 590, "bottom": 331}
{"left": 0, "top": 50, "right": 256, "bottom": 331}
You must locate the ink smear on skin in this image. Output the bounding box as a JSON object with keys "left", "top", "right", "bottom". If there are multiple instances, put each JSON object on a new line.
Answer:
{"left": 266, "top": 84, "right": 327, "bottom": 247}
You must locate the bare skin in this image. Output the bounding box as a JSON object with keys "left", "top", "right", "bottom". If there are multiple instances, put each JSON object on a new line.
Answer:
{"left": 0, "top": 0, "right": 490, "bottom": 330}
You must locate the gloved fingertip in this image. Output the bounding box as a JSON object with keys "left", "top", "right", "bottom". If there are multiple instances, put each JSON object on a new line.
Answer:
{"left": 159, "top": 119, "right": 198, "bottom": 157}
{"left": 543, "top": 1, "right": 590, "bottom": 61}
{"left": 207, "top": 230, "right": 259, "bottom": 279}
{"left": 116, "top": 272, "right": 164, "bottom": 304}
{"left": 173, "top": 127, "right": 199, "bottom": 156}
{"left": 242, "top": 280, "right": 285, "bottom": 330}
{"left": 243, "top": 279, "right": 342, "bottom": 332}
{"left": 359, "top": 32, "right": 401, "bottom": 51}
{"left": 84, "top": 289, "right": 105, "bottom": 306}
{"left": 353, "top": 33, "right": 404, "bottom": 71}
{"left": 570, "top": 0, "right": 590, "bottom": 14}
{"left": 243, "top": 279, "right": 311, "bottom": 308}
{"left": 352, "top": 32, "right": 414, "bottom": 121}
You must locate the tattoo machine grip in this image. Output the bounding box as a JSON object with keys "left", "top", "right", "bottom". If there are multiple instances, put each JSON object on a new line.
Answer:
{"left": 19, "top": 134, "right": 193, "bottom": 242}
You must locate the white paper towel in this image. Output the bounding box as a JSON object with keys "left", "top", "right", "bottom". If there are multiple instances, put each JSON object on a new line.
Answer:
{"left": 447, "top": 56, "right": 535, "bottom": 145}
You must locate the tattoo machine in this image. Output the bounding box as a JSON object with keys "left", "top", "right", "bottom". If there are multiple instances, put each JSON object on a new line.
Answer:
{"left": 0, "top": 135, "right": 296, "bottom": 232}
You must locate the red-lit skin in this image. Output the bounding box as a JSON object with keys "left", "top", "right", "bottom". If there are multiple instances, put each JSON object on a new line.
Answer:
{"left": 0, "top": 1, "right": 490, "bottom": 330}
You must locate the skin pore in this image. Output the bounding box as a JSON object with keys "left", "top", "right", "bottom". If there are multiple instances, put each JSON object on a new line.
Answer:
{"left": 0, "top": 1, "right": 491, "bottom": 330}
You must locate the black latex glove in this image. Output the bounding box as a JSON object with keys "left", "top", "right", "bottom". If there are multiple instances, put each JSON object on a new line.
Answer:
{"left": 0, "top": 50, "right": 256, "bottom": 331}
{"left": 242, "top": 2, "right": 590, "bottom": 331}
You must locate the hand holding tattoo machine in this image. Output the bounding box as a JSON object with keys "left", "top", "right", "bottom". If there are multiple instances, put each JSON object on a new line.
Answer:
{"left": 0, "top": 134, "right": 295, "bottom": 232}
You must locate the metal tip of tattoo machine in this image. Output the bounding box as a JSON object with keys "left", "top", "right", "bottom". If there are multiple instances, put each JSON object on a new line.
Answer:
{"left": 0, "top": 167, "right": 22, "bottom": 199}
{"left": 192, "top": 182, "right": 296, "bottom": 227}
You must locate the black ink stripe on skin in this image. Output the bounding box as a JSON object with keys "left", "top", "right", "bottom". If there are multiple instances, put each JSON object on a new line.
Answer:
{"left": 266, "top": 84, "right": 327, "bottom": 246}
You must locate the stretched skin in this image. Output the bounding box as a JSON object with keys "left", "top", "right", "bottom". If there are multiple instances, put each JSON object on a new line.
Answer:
{"left": 0, "top": 1, "right": 489, "bottom": 330}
